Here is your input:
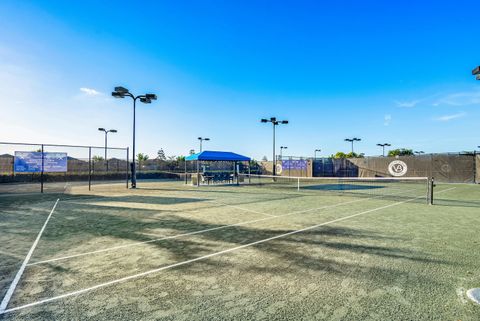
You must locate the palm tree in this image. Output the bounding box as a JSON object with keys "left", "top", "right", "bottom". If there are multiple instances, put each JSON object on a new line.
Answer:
{"left": 137, "top": 153, "right": 149, "bottom": 169}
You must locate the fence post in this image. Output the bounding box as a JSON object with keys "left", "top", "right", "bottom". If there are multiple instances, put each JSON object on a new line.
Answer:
{"left": 40, "top": 144, "right": 44, "bottom": 193}
{"left": 126, "top": 147, "right": 129, "bottom": 189}
{"left": 88, "top": 147, "right": 92, "bottom": 191}
{"left": 429, "top": 177, "right": 434, "bottom": 205}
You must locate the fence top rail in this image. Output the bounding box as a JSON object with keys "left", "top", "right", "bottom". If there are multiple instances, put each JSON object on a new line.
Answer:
{"left": 241, "top": 174, "right": 430, "bottom": 181}
{"left": 0, "top": 142, "right": 128, "bottom": 151}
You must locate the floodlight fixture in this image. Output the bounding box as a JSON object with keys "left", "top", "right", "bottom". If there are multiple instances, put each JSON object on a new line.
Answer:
{"left": 98, "top": 127, "right": 118, "bottom": 171}
{"left": 198, "top": 137, "right": 210, "bottom": 152}
{"left": 114, "top": 86, "right": 129, "bottom": 94}
{"left": 112, "top": 86, "right": 157, "bottom": 188}
{"left": 377, "top": 143, "right": 391, "bottom": 156}
{"left": 472, "top": 66, "right": 480, "bottom": 76}
{"left": 345, "top": 137, "right": 362, "bottom": 153}
{"left": 145, "top": 93, "right": 157, "bottom": 100}
{"left": 111, "top": 91, "right": 125, "bottom": 98}
{"left": 260, "top": 117, "right": 288, "bottom": 176}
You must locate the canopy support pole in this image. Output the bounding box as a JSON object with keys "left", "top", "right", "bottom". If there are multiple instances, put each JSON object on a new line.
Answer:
{"left": 184, "top": 160, "right": 187, "bottom": 185}
{"left": 196, "top": 160, "right": 200, "bottom": 187}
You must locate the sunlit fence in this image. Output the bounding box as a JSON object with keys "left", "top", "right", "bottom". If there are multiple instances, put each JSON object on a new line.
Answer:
{"left": 0, "top": 142, "right": 129, "bottom": 193}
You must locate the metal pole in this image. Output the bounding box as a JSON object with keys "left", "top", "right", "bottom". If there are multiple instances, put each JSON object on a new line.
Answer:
{"left": 105, "top": 131, "right": 108, "bottom": 172}
{"left": 351, "top": 141, "right": 354, "bottom": 154}
{"left": 126, "top": 147, "right": 129, "bottom": 189}
{"left": 199, "top": 140, "right": 202, "bottom": 153}
{"left": 132, "top": 98, "right": 137, "bottom": 188}
{"left": 40, "top": 144, "right": 44, "bottom": 193}
{"left": 184, "top": 160, "right": 187, "bottom": 184}
{"left": 272, "top": 123, "right": 276, "bottom": 176}
{"left": 196, "top": 160, "right": 200, "bottom": 187}
{"left": 88, "top": 147, "right": 92, "bottom": 191}
{"left": 429, "top": 177, "right": 434, "bottom": 205}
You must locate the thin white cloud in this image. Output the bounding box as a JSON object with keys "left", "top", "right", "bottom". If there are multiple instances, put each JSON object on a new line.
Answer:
{"left": 433, "top": 90, "right": 480, "bottom": 106}
{"left": 395, "top": 100, "right": 421, "bottom": 108}
{"left": 434, "top": 112, "right": 466, "bottom": 122}
{"left": 80, "top": 87, "right": 101, "bottom": 96}
{"left": 384, "top": 114, "right": 392, "bottom": 126}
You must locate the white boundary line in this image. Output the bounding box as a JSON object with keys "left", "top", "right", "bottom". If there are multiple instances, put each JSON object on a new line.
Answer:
{"left": 27, "top": 194, "right": 387, "bottom": 266}
{"left": 0, "top": 199, "right": 59, "bottom": 314}
{"left": 28, "top": 187, "right": 423, "bottom": 267}
{"left": 1, "top": 193, "right": 428, "bottom": 315}
{"left": 207, "top": 199, "right": 276, "bottom": 217}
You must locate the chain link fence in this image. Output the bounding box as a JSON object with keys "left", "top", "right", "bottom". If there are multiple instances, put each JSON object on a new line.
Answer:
{"left": 0, "top": 142, "right": 129, "bottom": 194}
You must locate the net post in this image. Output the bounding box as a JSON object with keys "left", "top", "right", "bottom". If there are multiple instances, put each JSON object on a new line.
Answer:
{"left": 40, "top": 144, "right": 44, "bottom": 193}
{"left": 248, "top": 163, "right": 251, "bottom": 184}
{"left": 88, "top": 147, "right": 92, "bottom": 191}
{"left": 429, "top": 177, "right": 434, "bottom": 205}
{"left": 297, "top": 177, "right": 300, "bottom": 191}
{"left": 126, "top": 147, "right": 129, "bottom": 189}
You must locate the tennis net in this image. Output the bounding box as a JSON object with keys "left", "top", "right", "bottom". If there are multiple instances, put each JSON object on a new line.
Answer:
{"left": 239, "top": 174, "right": 432, "bottom": 204}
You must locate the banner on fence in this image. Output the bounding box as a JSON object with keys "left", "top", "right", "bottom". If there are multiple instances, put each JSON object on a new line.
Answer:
{"left": 282, "top": 159, "right": 308, "bottom": 170}
{"left": 14, "top": 151, "right": 68, "bottom": 173}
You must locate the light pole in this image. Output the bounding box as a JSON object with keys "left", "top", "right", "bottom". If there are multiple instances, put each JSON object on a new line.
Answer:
{"left": 345, "top": 138, "right": 361, "bottom": 154}
{"left": 198, "top": 137, "right": 210, "bottom": 152}
{"left": 112, "top": 86, "right": 157, "bottom": 188}
{"left": 314, "top": 149, "right": 321, "bottom": 159}
{"left": 98, "top": 128, "right": 117, "bottom": 171}
{"left": 376, "top": 143, "right": 391, "bottom": 157}
{"left": 261, "top": 117, "right": 288, "bottom": 176}
{"left": 280, "top": 146, "right": 287, "bottom": 160}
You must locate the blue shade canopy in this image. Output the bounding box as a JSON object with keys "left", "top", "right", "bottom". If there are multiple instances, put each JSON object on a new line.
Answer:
{"left": 185, "top": 150, "right": 250, "bottom": 161}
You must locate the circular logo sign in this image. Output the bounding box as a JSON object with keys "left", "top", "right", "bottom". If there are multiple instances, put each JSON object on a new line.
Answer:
{"left": 276, "top": 163, "right": 283, "bottom": 174}
{"left": 441, "top": 164, "right": 451, "bottom": 173}
{"left": 388, "top": 160, "right": 408, "bottom": 177}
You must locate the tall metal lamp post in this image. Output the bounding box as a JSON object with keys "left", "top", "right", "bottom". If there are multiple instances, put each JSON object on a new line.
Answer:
{"left": 112, "top": 86, "right": 157, "bottom": 188}
{"left": 345, "top": 137, "right": 361, "bottom": 153}
{"left": 314, "top": 149, "right": 321, "bottom": 159}
{"left": 198, "top": 137, "right": 210, "bottom": 152}
{"left": 261, "top": 117, "right": 288, "bottom": 176}
{"left": 376, "top": 143, "right": 391, "bottom": 157}
{"left": 280, "top": 146, "right": 288, "bottom": 160}
{"left": 98, "top": 128, "right": 117, "bottom": 171}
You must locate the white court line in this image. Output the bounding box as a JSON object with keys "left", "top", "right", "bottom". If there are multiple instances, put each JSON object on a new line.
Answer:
{"left": 27, "top": 194, "right": 386, "bottom": 266}
{"left": 207, "top": 199, "right": 276, "bottom": 217}
{"left": 28, "top": 187, "right": 420, "bottom": 267}
{"left": 0, "top": 199, "right": 59, "bottom": 314}
{"left": 0, "top": 191, "right": 435, "bottom": 315}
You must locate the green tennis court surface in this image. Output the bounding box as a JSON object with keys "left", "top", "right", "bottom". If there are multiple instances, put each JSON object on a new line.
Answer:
{"left": 0, "top": 180, "right": 479, "bottom": 320}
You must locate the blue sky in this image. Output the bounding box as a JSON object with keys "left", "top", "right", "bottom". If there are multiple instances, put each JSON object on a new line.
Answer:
{"left": 0, "top": 0, "right": 479, "bottom": 160}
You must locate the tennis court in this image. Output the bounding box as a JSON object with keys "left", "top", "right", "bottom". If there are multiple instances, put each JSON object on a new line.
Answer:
{"left": 0, "top": 178, "right": 479, "bottom": 320}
